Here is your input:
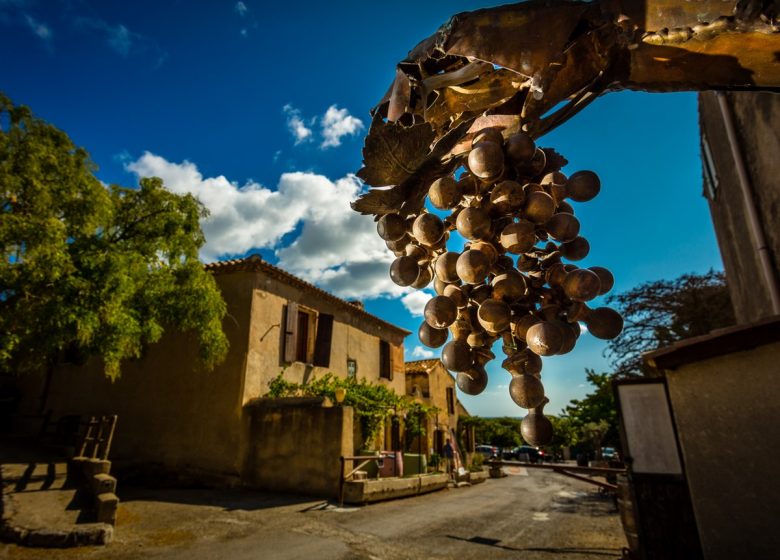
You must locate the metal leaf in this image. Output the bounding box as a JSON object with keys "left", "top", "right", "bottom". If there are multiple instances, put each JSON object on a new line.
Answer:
{"left": 355, "top": 114, "right": 436, "bottom": 188}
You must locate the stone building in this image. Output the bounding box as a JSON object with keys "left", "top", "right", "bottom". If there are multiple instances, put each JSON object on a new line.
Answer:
{"left": 15, "top": 255, "right": 409, "bottom": 494}
{"left": 404, "top": 359, "right": 470, "bottom": 460}
{"left": 698, "top": 91, "right": 780, "bottom": 322}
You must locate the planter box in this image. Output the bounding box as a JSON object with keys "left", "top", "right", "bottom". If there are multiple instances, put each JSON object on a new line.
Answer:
{"left": 342, "top": 473, "right": 448, "bottom": 504}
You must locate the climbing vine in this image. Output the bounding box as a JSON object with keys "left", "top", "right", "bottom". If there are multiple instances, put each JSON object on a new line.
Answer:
{"left": 266, "top": 371, "right": 438, "bottom": 445}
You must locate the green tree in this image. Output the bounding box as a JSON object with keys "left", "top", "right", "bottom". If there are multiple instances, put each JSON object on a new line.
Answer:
{"left": 0, "top": 94, "right": 228, "bottom": 379}
{"left": 606, "top": 270, "right": 734, "bottom": 376}
{"left": 563, "top": 370, "right": 619, "bottom": 450}
{"left": 461, "top": 416, "right": 522, "bottom": 450}
{"left": 547, "top": 414, "right": 577, "bottom": 450}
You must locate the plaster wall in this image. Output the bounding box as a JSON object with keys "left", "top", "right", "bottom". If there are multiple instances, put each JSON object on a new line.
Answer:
{"left": 664, "top": 339, "right": 780, "bottom": 559}
{"left": 426, "top": 363, "right": 459, "bottom": 435}
{"left": 15, "top": 272, "right": 254, "bottom": 480}
{"left": 699, "top": 91, "right": 780, "bottom": 323}
{"left": 404, "top": 363, "right": 460, "bottom": 455}
{"left": 241, "top": 271, "right": 406, "bottom": 404}
{"left": 244, "top": 400, "right": 353, "bottom": 497}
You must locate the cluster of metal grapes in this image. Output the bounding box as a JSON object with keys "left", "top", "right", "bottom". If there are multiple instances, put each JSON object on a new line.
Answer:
{"left": 377, "top": 128, "right": 623, "bottom": 445}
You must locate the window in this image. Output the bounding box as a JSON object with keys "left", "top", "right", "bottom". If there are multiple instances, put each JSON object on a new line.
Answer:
{"left": 434, "top": 429, "right": 444, "bottom": 455}
{"left": 446, "top": 387, "right": 455, "bottom": 414}
{"left": 281, "top": 302, "right": 333, "bottom": 366}
{"left": 347, "top": 358, "right": 357, "bottom": 379}
{"left": 379, "top": 340, "right": 392, "bottom": 380}
{"left": 295, "top": 310, "right": 311, "bottom": 363}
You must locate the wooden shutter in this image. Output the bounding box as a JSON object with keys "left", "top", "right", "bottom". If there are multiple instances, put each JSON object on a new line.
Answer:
{"left": 313, "top": 313, "right": 334, "bottom": 367}
{"left": 283, "top": 302, "right": 298, "bottom": 363}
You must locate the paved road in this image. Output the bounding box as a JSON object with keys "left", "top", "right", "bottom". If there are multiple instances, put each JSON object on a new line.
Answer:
{"left": 1, "top": 469, "right": 626, "bottom": 560}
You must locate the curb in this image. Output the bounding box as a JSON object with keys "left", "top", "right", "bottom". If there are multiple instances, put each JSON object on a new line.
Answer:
{"left": 0, "top": 464, "right": 113, "bottom": 547}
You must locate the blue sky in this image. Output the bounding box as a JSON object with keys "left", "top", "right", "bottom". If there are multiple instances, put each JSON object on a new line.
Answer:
{"left": 1, "top": 0, "right": 724, "bottom": 416}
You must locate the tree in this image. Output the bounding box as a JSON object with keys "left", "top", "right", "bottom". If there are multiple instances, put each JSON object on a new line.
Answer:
{"left": 0, "top": 94, "right": 228, "bottom": 379}
{"left": 461, "top": 416, "right": 522, "bottom": 450}
{"left": 605, "top": 270, "right": 735, "bottom": 377}
{"left": 561, "top": 271, "right": 735, "bottom": 454}
{"left": 563, "top": 370, "right": 620, "bottom": 451}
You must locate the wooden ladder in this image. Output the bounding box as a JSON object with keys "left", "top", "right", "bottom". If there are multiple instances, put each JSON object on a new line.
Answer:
{"left": 77, "top": 415, "right": 118, "bottom": 460}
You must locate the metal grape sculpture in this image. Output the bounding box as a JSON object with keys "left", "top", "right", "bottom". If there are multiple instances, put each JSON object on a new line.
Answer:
{"left": 380, "top": 130, "right": 620, "bottom": 446}
{"left": 351, "top": 0, "right": 780, "bottom": 445}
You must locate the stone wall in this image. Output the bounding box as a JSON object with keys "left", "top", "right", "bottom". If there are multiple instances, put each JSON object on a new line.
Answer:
{"left": 242, "top": 399, "right": 353, "bottom": 498}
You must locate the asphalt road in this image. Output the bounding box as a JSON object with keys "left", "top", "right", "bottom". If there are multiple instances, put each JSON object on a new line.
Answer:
{"left": 1, "top": 468, "right": 627, "bottom": 560}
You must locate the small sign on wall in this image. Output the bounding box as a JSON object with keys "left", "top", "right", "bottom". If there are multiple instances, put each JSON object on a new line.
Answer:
{"left": 616, "top": 380, "right": 683, "bottom": 476}
{"left": 347, "top": 358, "right": 357, "bottom": 379}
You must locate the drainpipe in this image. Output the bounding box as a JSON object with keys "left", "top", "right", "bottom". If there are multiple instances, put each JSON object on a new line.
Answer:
{"left": 715, "top": 92, "right": 780, "bottom": 316}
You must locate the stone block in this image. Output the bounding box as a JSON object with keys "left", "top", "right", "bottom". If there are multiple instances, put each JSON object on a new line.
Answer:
{"left": 83, "top": 459, "right": 111, "bottom": 478}
{"left": 95, "top": 493, "right": 119, "bottom": 525}
{"left": 26, "top": 529, "right": 70, "bottom": 548}
{"left": 90, "top": 473, "right": 117, "bottom": 496}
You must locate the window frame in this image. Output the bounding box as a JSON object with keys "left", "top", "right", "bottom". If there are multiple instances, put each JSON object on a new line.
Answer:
{"left": 282, "top": 303, "right": 331, "bottom": 366}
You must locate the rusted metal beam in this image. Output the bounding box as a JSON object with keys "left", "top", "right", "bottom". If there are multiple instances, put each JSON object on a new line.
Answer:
{"left": 490, "top": 459, "right": 625, "bottom": 475}
{"left": 490, "top": 459, "right": 623, "bottom": 491}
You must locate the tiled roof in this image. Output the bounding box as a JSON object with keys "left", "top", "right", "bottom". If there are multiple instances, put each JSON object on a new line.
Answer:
{"left": 404, "top": 359, "right": 442, "bottom": 373}
{"left": 205, "top": 255, "right": 410, "bottom": 336}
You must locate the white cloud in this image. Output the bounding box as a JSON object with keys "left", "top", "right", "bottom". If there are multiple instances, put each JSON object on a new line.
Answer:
{"left": 24, "top": 14, "right": 51, "bottom": 41}
{"left": 401, "top": 291, "right": 434, "bottom": 318}
{"left": 579, "top": 322, "right": 588, "bottom": 334}
{"left": 320, "top": 105, "right": 364, "bottom": 148}
{"left": 282, "top": 104, "right": 364, "bottom": 149}
{"left": 282, "top": 104, "right": 313, "bottom": 145}
{"left": 235, "top": 1, "right": 248, "bottom": 16}
{"left": 126, "top": 152, "right": 402, "bottom": 300}
{"left": 411, "top": 346, "right": 435, "bottom": 359}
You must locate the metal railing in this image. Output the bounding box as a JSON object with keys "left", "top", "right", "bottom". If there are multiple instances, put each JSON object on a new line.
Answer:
{"left": 487, "top": 458, "right": 625, "bottom": 491}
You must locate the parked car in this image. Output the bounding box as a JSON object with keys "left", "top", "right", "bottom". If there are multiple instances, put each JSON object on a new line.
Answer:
{"left": 601, "top": 447, "right": 619, "bottom": 461}
{"left": 475, "top": 444, "right": 498, "bottom": 459}
{"left": 511, "top": 445, "right": 542, "bottom": 463}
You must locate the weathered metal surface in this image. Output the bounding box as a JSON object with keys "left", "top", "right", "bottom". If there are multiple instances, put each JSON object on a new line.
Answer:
{"left": 350, "top": 0, "right": 778, "bottom": 434}
{"left": 352, "top": 0, "right": 779, "bottom": 215}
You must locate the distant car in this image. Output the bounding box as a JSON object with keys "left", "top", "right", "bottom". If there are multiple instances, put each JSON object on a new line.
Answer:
{"left": 475, "top": 444, "right": 498, "bottom": 459}
{"left": 512, "top": 445, "right": 542, "bottom": 463}
{"left": 601, "top": 447, "right": 619, "bottom": 461}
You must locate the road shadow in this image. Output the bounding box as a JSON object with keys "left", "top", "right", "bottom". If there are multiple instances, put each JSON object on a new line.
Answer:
{"left": 446, "top": 535, "right": 622, "bottom": 557}
{"left": 117, "top": 484, "right": 321, "bottom": 512}
{"left": 549, "top": 489, "right": 618, "bottom": 517}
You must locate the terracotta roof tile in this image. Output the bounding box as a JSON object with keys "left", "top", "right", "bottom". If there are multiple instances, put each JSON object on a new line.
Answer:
{"left": 204, "top": 255, "right": 410, "bottom": 336}
{"left": 404, "top": 358, "right": 442, "bottom": 373}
